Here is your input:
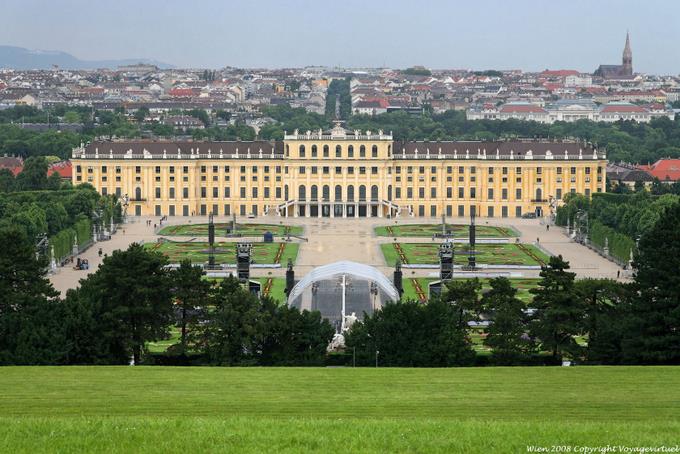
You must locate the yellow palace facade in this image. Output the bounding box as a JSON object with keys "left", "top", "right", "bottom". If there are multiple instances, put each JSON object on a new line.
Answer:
{"left": 72, "top": 125, "right": 606, "bottom": 219}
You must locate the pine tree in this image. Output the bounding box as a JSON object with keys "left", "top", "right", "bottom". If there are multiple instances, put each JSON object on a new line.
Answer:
{"left": 0, "top": 225, "right": 63, "bottom": 364}
{"left": 482, "top": 277, "right": 533, "bottom": 365}
{"left": 170, "top": 260, "right": 210, "bottom": 353}
{"left": 77, "top": 243, "right": 173, "bottom": 364}
{"left": 624, "top": 202, "right": 680, "bottom": 364}
{"left": 529, "top": 255, "right": 582, "bottom": 362}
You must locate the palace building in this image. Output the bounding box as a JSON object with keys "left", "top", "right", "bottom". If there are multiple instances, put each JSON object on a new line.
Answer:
{"left": 71, "top": 124, "right": 606, "bottom": 219}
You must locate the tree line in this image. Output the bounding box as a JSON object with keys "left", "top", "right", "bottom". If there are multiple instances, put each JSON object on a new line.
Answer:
{"left": 2, "top": 201, "right": 679, "bottom": 367}
{"left": 0, "top": 231, "right": 334, "bottom": 366}
{"left": 348, "top": 201, "right": 680, "bottom": 366}
{"left": 556, "top": 191, "right": 680, "bottom": 262}
{"left": 6, "top": 102, "right": 680, "bottom": 164}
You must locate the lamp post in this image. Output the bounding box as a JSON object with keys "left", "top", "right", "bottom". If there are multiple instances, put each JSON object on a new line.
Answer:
{"left": 376, "top": 349, "right": 379, "bottom": 368}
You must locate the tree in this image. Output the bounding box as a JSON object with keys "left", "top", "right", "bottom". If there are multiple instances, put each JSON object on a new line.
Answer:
{"left": 439, "top": 278, "right": 482, "bottom": 329}
{"left": 195, "top": 277, "right": 267, "bottom": 365}
{"left": 344, "top": 299, "right": 474, "bottom": 367}
{"left": 15, "top": 156, "right": 48, "bottom": 190}
{"left": 481, "top": 277, "right": 533, "bottom": 364}
{"left": 170, "top": 260, "right": 210, "bottom": 352}
{"left": 575, "top": 278, "right": 629, "bottom": 364}
{"left": 259, "top": 299, "right": 335, "bottom": 366}
{"left": 624, "top": 202, "right": 680, "bottom": 364}
{"left": 76, "top": 243, "right": 173, "bottom": 364}
{"left": 529, "top": 255, "right": 583, "bottom": 361}
{"left": 46, "top": 171, "right": 63, "bottom": 190}
{"left": 133, "top": 107, "right": 150, "bottom": 123}
{"left": 0, "top": 225, "right": 63, "bottom": 364}
{"left": 0, "top": 168, "right": 15, "bottom": 192}
{"left": 62, "top": 111, "right": 81, "bottom": 123}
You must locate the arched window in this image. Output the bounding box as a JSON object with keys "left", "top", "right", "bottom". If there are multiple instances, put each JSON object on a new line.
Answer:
{"left": 311, "top": 185, "right": 318, "bottom": 201}
{"left": 285, "top": 144, "right": 290, "bottom": 157}
{"left": 387, "top": 144, "right": 391, "bottom": 157}
{"left": 371, "top": 185, "right": 379, "bottom": 201}
{"left": 323, "top": 145, "right": 329, "bottom": 158}
{"left": 359, "top": 185, "right": 366, "bottom": 201}
{"left": 335, "top": 145, "right": 341, "bottom": 158}
{"left": 536, "top": 188, "right": 543, "bottom": 201}
{"left": 322, "top": 185, "right": 330, "bottom": 201}
{"left": 311, "top": 145, "right": 317, "bottom": 158}
{"left": 348, "top": 145, "right": 354, "bottom": 158}
{"left": 335, "top": 185, "right": 342, "bottom": 201}
{"left": 347, "top": 185, "right": 355, "bottom": 202}
{"left": 299, "top": 144, "right": 305, "bottom": 157}
{"left": 135, "top": 187, "right": 142, "bottom": 200}
{"left": 360, "top": 145, "right": 366, "bottom": 157}
{"left": 298, "top": 185, "right": 306, "bottom": 201}
{"left": 387, "top": 185, "right": 392, "bottom": 201}
{"left": 371, "top": 145, "right": 378, "bottom": 158}
{"left": 285, "top": 185, "right": 289, "bottom": 200}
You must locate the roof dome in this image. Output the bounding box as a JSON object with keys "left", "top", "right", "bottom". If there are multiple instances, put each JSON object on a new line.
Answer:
{"left": 287, "top": 261, "right": 400, "bottom": 330}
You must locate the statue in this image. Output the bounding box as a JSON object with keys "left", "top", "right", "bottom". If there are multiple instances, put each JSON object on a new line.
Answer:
{"left": 343, "top": 312, "right": 358, "bottom": 332}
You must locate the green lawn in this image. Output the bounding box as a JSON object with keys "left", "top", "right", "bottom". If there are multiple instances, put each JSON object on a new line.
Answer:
{"left": 401, "top": 277, "right": 539, "bottom": 303}
{"left": 375, "top": 223, "right": 518, "bottom": 238}
{"left": 0, "top": 367, "right": 679, "bottom": 453}
{"left": 145, "top": 241, "right": 299, "bottom": 265}
{"left": 158, "top": 223, "right": 303, "bottom": 237}
{"left": 382, "top": 242, "right": 549, "bottom": 266}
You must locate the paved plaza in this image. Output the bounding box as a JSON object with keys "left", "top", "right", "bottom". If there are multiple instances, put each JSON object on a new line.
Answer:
{"left": 49, "top": 215, "right": 627, "bottom": 296}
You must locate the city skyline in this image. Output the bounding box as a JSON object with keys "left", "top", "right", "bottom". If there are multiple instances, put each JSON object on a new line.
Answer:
{"left": 1, "top": 0, "right": 679, "bottom": 73}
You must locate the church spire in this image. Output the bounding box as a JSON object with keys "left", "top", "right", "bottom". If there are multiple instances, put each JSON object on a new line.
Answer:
{"left": 622, "top": 31, "right": 632, "bottom": 76}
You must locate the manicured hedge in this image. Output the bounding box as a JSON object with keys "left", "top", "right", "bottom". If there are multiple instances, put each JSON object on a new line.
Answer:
{"left": 50, "top": 217, "right": 92, "bottom": 261}
{"left": 589, "top": 221, "right": 635, "bottom": 264}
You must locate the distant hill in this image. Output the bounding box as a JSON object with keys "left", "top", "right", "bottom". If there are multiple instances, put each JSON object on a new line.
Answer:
{"left": 0, "top": 45, "right": 174, "bottom": 70}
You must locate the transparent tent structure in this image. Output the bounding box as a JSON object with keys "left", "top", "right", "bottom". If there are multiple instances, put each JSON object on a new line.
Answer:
{"left": 287, "top": 261, "right": 400, "bottom": 332}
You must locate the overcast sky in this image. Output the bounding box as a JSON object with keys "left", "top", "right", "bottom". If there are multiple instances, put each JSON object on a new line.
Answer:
{"left": 2, "top": 0, "right": 678, "bottom": 73}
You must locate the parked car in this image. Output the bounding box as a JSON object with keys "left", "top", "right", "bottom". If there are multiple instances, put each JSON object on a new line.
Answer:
{"left": 521, "top": 212, "right": 537, "bottom": 219}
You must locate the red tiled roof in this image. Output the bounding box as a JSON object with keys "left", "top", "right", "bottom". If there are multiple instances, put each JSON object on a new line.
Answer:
{"left": 0, "top": 156, "right": 23, "bottom": 176}
{"left": 543, "top": 82, "right": 563, "bottom": 91}
{"left": 49, "top": 161, "right": 72, "bottom": 179}
{"left": 639, "top": 159, "right": 680, "bottom": 181}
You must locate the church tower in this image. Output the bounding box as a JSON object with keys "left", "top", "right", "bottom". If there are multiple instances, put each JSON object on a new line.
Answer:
{"left": 622, "top": 31, "right": 633, "bottom": 76}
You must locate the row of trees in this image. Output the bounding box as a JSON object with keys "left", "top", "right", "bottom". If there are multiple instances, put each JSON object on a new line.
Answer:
{"left": 556, "top": 192, "right": 679, "bottom": 262}
{"left": 0, "top": 231, "right": 334, "bottom": 366}
{"left": 1, "top": 201, "right": 679, "bottom": 366}
{"left": 347, "top": 201, "right": 680, "bottom": 366}
{"left": 0, "top": 180, "right": 121, "bottom": 261}
{"left": 3, "top": 104, "right": 680, "bottom": 163}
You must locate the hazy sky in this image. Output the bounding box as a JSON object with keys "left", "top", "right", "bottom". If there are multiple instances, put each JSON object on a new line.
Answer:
{"left": 2, "top": 0, "right": 679, "bottom": 73}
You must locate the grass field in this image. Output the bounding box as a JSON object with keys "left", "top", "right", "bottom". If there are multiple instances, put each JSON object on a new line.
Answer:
{"left": 0, "top": 367, "right": 679, "bottom": 453}
{"left": 145, "top": 241, "right": 299, "bottom": 265}
{"left": 382, "top": 242, "right": 550, "bottom": 266}
{"left": 375, "top": 223, "right": 518, "bottom": 238}
{"left": 158, "top": 222, "right": 303, "bottom": 237}
{"left": 401, "top": 277, "right": 539, "bottom": 303}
